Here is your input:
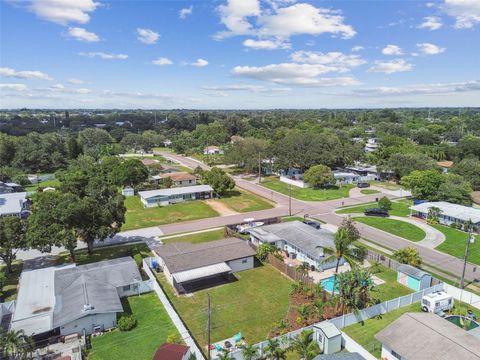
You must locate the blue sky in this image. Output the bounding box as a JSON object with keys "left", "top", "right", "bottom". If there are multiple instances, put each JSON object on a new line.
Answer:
{"left": 0, "top": 0, "right": 479, "bottom": 109}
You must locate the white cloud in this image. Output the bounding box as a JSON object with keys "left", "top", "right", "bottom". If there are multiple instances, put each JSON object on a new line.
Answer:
{"left": 416, "top": 42, "right": 446, "bottom": 55}
{"left": 67, "top": 27, "right": 99, "bottom": 42}
{"left": 243, "top": 38, "right": 290, "bottom": 50}
{"left": 0, "top": 67, "right": 52, "bottom": 80}
{"left": 368, "top": 59, "right": 413, "bottom": 74}
{"left": 27, "top": 0, "right": 98, "bottom": 25}
{"left": 152, "top": 57, "right": 173, "bottom": 66}
{"left": 179, "top": 6, "right": 193, "bottom": 19}
{"left": 443, "top": 0, "right": 480, "bottom": 28}
{"left": 232, "top": 63, "right": 359, "bottom": 86}
{"left": 201, "top": 84, "right": 291, "bottom": 93}
{"left": 351, "top": 46, "right": 364, "bottom": 52}
{"left": 351, "top": 80, "right": 480, "bottom": 96}
{"left": 189, "top": 59, "right": 209, "bottom": 67}
{"left": 215, "top": 1, "right": 355, "bottom": 41}
{"left": 79, "top": 52, "right": 128, "bottom": 60}
{"left": 382, "top": 44, "right": 402, "bottom": 55}
{"left": 0, "top": 83, "right": 28, "bottom": 91}
{"left": 67, "top": 78, "right": 84, "bottom": 84}
{"left": 136, "top": 28, "right": 160, "bottom": 44}
{"left": 418, "top": 16, "right": 443, "bottom": 30}
{"left": 290, "top": 51, "right": 367, "bottom": 72}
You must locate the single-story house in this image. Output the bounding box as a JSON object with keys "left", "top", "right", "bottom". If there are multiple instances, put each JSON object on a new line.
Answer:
{"left": 397, "top": 264, "right": 432, "bottom": 291}
{"left": 121, "top": 187, "right": 135, "bottom": 197}
{"left": 153, "top": 238, "right": 256, "bottom": 293}
{"left": 0, "top": 192, "right": 29, "bottom": 217}
{"left": 248, "top": 221, "right": 342, "bottom": 271}
{"left": 279, "top": 168, "right": 303, "bottom": 180}
{"left": 409, "top": 201, "right": 480, "bottom": 230}
{"left": 333, "top": 171, "right": 360, "bottom": 185}
{"left": 375, "top": 312, "right": 480, "bottom": 360}
{"left": 152, "top": 343, "right": 190, "bottom": 360}
{"left": 138, "top": 184, "right": 213, "bottom": 207}
{"left": 437, "top": 160, "right": 454, "bottom": 173}
{"left": 314, "top": 321, "right": 342, "bottom": 355}
{"left": 364, "top": 138, "right": 378, "bottom": 152}
{"left": 159, "top": 172, "right": 197, "bottom": 187}
{"left": 203, "top": 146, "right": 224, "bottom": 155}
{"left": 344, "top": 164, "right": 382, "bottom": 181}
{"left": 141, "top": 158, "right": 160, "bottom": 167}
{"left": 10, "top": 257, "right": 148, "bottom": 337}
{"left": 313, "top": 353, "right": 366, "bottom": 360}
{"left": 0, "top": 181, "right": 22, "bottom": 194}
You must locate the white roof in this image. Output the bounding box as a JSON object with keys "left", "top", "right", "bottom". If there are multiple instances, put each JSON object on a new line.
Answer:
{"left": 315, "top": 321, "right": 341, "bottom": 338}
{"left": 0, "top": 192, "right": 27, "bottom": 216}
{"left": 138, "top": 185, "right": 213, "bottom": 199}
{"left": 410, "top": 201, "right": 480, "bottom": 224}
{"left": 333, "top": 171, "right": 358, "bottom": 178}
{"left": 172, "top": 262, "right": 231, "bottom": 283}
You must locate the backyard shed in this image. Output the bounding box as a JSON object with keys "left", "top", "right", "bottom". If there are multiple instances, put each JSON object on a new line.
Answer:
{"left": 397, "top": 264, "right": 432, "bottom": 291}
{"left": 314, "top": 321, "right": 342, "bottom": 355}
{"left": 121, "top": 187, "right": 135, "bottom": 197}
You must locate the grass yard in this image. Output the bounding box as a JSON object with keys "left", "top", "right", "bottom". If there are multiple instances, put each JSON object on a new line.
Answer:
{"left": 56, "top": 243, "right": 152, "bottom": 266}
{"left": 354, "top": 217, "right": 426, "bottom": 242}
{"left": 161, "top": 229, "right": 225, "bottom": 244}
{"left": 360, "top": 189, "right": 380, "bottom": 195}
{"left": 374, "top": 265, "right": 414, "bottom": 303}
{"left": 337, "top": 199, "right": 412, "bottom": 217}
{"left": 433, "top": 224, "right": 480, "bottom": 266}
{"left": 0, "top": 261, "right": 23, "bottom": 301}
{"left": 24, "top": 178, "right": 61, "bottom": 192}
{"left": 261, "top": 177, "right": 353, "bottom": 201}
{"left": 89, "top": 293, "right": 179, "bottom": 360}
{"left": 156, "top": 264, "right": 292, "bottom": 348}
{"left": 123, "top": 196, "right": 218, "bottom": 230}
{"left": 217, "top": 189, "right": 273, "bottom": 213}
{"left": 368, "top": 181, "right": 403, "bottom": 190}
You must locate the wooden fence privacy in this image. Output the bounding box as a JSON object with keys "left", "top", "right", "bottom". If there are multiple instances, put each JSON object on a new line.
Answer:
{"left": 267, "top": 253, "right": 314, "bottom": 284}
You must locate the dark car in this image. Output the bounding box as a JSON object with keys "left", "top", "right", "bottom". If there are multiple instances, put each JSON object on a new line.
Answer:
{"left": 364, "top": 208, "right": 389, "bottom": 217}
{"left": 303, "top": 220, "right": 321, "bottom": 229}
{"left": 357, "top": 182, "right": 370, "bottom": 188}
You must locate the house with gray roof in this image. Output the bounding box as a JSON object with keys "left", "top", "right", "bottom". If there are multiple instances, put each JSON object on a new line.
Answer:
{"left": 153, "top": 238, "right": 256, "bottom": 293}
{"left": 0, "top": 192, "right": 29, "bottom": 217}
{"left": 138, "top": 184, "right": 213, "bottom": 207}
{"left": 375, "top": 312, "right": 480, "bottom": 360}
{"left": 10, "top": 257, "right": 149, "bottom": 337}
{"left": 410, "top": 201, "right": 480, "bottom": 230}
{"left": 248, "top": 221, "right": 342, "bottom": 270}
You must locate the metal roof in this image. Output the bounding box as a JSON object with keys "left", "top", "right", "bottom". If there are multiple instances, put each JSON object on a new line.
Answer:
{"left": 410, "top": 201, "right": 480, "bottom": 224}
{"left": 172, "top": 262, "right": 231, "bottom": 283}
{"left": 138, "top": 184, "right": 213, "bottom": 199}
{"left": 375, "top": 312, "right": 480, "bottom": 360}
{"left": 397, "top": 264, "right": 431, "bottom": 280}
{"left": 0, "top": 192, "right": 27, "bottom": 216}
{"left": 248, "top": 221, "right": 335, "bottom": 260}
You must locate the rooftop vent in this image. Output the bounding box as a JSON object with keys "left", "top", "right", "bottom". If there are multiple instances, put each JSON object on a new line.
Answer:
{"left": 83, "top": 303, "right": 94, "bottom": 312}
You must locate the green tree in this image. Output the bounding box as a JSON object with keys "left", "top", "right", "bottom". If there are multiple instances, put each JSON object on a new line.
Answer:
{"left": 322, "top": 227, "right": 364, "bottom": 274}
{"left": 303, "top": 164, "right": 335, "bottom": 188}
{"left": 78, "top": 128, "right": 115, "bottom": 158}
{"left": 401, "top": 170, "right": 444, "bottom": 200}
{"left": 0, "top": 329, "right": 33, "bottom": 360}
{"left": 452, "top": 158, "right": 480, "bottom": 191}
{"left": 296, "top": 262, "right": 310, "bottom": 277}
{"left": 335, "top": 268, "right": 378, "bottom": 314}
{"left": 110, "top": 158, "right": 149, "bottom": 187}
{"left": 378, "top": 196, "right": 392, "bottom": 211}
{"left": 264, "top": 338, "right": 287, "bottom": 360}
{"left": 224, "top": 137, "right": 268, "bottom": 173}
{"left": 291, "top": 329, "right": 320, "bottom": 360}
{"left": 0, "top": 217, "right": 28, "bottom": 273}
{"left": 202, "top": 167, "right": 235, "bottom": 195}
{"left": 241, "top": 344, "right": 258, "bottom": 360}
{"left": 0, "top": 133, "right": 16, "bottom": 167}
{"left": 393, "top": 247, "right": 422, "bottom": 267}
{"left": 437, "top": 174, "right": 473, "bottom": 206}
{"left": 256, "top": 243, "right": 280, "bottom": 262}
{"left": 426, "top": 206, "right": 442, "bottom": 224}
{"left": 382, "top": 153, "right": 436, "bottom": 180}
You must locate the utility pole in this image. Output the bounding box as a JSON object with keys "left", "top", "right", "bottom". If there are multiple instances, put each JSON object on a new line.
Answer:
{"left": 460, "top": 231, "right": 476, "bottom": 289}
{"left": 207, "top": 293, "right": 211, "bottom": 360}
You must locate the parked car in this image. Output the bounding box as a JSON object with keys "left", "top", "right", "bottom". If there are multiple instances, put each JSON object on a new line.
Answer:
{"left": 303, "top": 220, "right": 321, "bottom": 230}
{"left": 357, "top": 182, "right": 370, "bottom": 188}
{"left": 364, "top": 208, "right": 389, "bottom": 217}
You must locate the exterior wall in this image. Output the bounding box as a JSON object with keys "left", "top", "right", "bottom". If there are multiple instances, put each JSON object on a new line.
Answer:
{"left": 381, "top": 344, "right": 403, "bottom": 360}
{"left": 60, "top": 313, "right": 117, "bottom": 336}
{"left": 173, "top": 179, "right": 197, "bottom": 187}
{"left": 117, "top": 283, "right": 143, "bottom": 297}
{"left": 279, "top": 176, "right": 310, "bottom": 188}
{"left": 142, "top": 190, "right": 212, "bottom": 208}
{"left": 397, "top": 272, "right": 421, "bottom": 291}
{"left": 227, "top": 256, "right": 254, "bottom": 272}
{"left": 414, "top": 210, "right": 479, "bottom": 229}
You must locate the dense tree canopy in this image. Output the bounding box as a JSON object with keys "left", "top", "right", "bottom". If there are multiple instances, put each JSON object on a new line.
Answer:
{"left": 303, "top": 164, "right": 335, "bottom": 188}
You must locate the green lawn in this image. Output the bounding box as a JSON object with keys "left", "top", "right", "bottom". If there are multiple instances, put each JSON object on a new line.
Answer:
{"left": 161, "top": 229, "right": 225, "bottom": 244}
{"left": 261, "top": 177, "right": 353, "bottom": 201}
{"left": 368, "top": 181, "right": 402, "bottom": 190}
{"left": 374, "top": 266, "right": 414, "bottom": 303}
{"left": 354, "top": 217, "right": 426, "bottom": 242}
{"left": 360, "top": 189, "right": 380, "bottom": 195}
{"left": 156, "top": 264, "right": 292, "bottom": 348}
{"left": 123, "top": 197, "right": 219, "bottom": 230}
{"left": 89, "top": 293, "right": 179, "bottom": 360}
{"left": 24, "top": 178, "right": 61, "bottom": 192}
{"left": 56, "top": 243, "right": 152, "bottom": 265}
{"left": 337, "top": 199, "right": 412, "bottom": 217}
{"left": 217, "top": 189, "right": 273, "bottom": 213}
{"left": 433, "top": 224, "right": 480, "bottom": 266}
{"left": 0, "top": 261, "right": 23, "bottom": 301}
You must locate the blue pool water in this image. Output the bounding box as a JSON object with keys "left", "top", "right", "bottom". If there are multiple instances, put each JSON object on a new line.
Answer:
{"left": 321, "top": 276, "right": 337, "bottom": 294}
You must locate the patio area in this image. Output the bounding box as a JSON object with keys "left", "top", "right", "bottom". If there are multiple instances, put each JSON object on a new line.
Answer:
{"left": 209, "top": 332, "right": 246, "bottom": 359}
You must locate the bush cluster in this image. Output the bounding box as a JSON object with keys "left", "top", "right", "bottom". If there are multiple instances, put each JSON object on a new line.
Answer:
{"left": 118, "top": 314, "right": 137, "bottom": 331}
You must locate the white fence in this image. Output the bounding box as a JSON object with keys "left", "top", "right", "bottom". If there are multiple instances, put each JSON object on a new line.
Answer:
{"left": 279, "top": 176, "right": 310, "bottom": 188}
{"left": 443, "top": 283, "right": 480, "bottom": 310}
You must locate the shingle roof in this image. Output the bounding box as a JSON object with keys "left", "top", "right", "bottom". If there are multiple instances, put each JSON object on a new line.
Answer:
{"left": 139, "top": 184, "right": 213, "bottom": 199}
{"left": 153, "top": 238, "right": 256, "bottom": 274}
{"left": 375, "top": 312, "right": 480, "bottom": 360}
{"left": 397, "top": 264, "right": 430, "bottom": 280}
{"left": 159, "top": 172, "right": 197, "bottom": 182}
{"left": 313, "top": 353, "right": 366, "bottom": 360}
{"left": 410, "top": 201, "right": 480, "bottom": 224}
{"left": 152, "top": 343, "right": 189, "bottom": 360}
{"left": 248, "top": 221, "right": 335, "bottom": 260}
{"left": 0, "top": 192, "right": 27, "bottom": 216}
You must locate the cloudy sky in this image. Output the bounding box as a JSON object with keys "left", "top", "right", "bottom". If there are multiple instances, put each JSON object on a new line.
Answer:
{"left": 0, "top": 0, "right": 479, "bottom": 109}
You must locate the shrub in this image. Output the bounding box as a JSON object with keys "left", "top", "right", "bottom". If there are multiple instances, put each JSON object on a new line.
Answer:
{"left": 378, "top": 196, "right": 392, "bottom": 211}
{"left": 133, "top": 253, "right": 143, "bottom": 267}
{"left": 117, "top": 314, "right": 137, "bottom": 331}
{"left": 166, "top": 332, "right": 181, "bottom": 344}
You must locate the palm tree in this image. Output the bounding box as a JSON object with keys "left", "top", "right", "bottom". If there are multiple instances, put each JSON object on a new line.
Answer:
{"left": 0, "top": 329, "right": 33, "bottom": 360}
{"left": 295, "top": 262, "right": 310, "bottom": 277}
{"left": 264, "top": 338, "right": 287, "bottom": 360}
{"left": 217, "top": 349, "right": 233, "bottom": 360}
{"left": 291, "top": 329, "right": 320, "bottom": 360}
{"left": 241, "top": 343, "right": 258, "bottom": 360}
{"left": 322, "top": 228, "right": 363, "bottom": 274}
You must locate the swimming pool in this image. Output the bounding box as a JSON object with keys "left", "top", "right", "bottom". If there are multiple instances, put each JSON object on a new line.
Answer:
{"left": 320, "top": 276, "right": 338, "bottom": 294}
{"left": 445, "top": 315, "right": 479, "bottom": 331}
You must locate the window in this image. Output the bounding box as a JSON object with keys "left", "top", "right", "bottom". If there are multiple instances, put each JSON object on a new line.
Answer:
{"left": 391, "top": 350, "right": 402, "bottom": 359}
{"left": 242, "top": 258, "right": 248, "bottom": 264}
{"left": 123, "top": 285, "right": 131, "bottom": 291}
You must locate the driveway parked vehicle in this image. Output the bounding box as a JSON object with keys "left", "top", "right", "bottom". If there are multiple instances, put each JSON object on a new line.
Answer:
{"left": 364, "top": 208, "right": 389, "bottom": 217}
{"left": 303, "top": 220, "right": 321, "bottom": 229}
{"left": 357, "top": 182, "right": 370, "bottom": 188}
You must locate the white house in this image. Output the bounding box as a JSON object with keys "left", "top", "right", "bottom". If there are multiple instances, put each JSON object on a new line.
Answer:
{"left": 409, "top": 201, "right": 480, "bottom": 230}
{"left": 364, "top": 138, "right": 378, "bottom": 152}
{"left": 248, "top": 221, "right": 342, "bottom": 271}
{"left": 138, "top": 184, "right": 213, "bottom": 207}
{"left": 0, "top": 192, "right": 29, "bottom": 217}
{"left": 333, "top": 171, "right": 360, "bottom": 185}
{"left": 10, "top": 257, "right": 150, "bottom": 337}
{"left": 203, "top": 146, "right": 224, "bottom": 155}
{"left": 153, "top": 238, "right": 256, "bottom": 293}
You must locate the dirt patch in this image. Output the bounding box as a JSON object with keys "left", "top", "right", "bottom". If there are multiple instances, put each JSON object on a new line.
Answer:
{"left": 205, "top": 200, "right": 239, "bottom": 216}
